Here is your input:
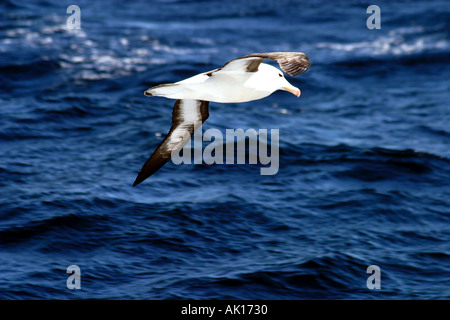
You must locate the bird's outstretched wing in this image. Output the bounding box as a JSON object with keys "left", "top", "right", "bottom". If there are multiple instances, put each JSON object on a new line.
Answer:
{"left": 207, "top": 52, "right": 310, "bottom": 77}
{"left": 133, "top": 99, "right": 209, "bottom": 186}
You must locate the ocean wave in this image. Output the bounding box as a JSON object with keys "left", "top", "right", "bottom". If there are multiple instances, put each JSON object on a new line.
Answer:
{"left": 314, "top": 24, "right": 449, "bottom": 66}
{"left": 166, "top": 252, "right": 370, "bottom": 299}
{"left": 282, "top": 143, "right": 450, "bottom": 163}
{"left": 0, "top": 59, "right": 60, "bottom": 81}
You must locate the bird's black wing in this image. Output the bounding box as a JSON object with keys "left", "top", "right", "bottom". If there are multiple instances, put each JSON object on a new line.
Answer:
{"left": 133, "top": 99, "right": 209, "bottom": 186}
{"left": 208, "top": 52, "right": 310, "bottom": 76}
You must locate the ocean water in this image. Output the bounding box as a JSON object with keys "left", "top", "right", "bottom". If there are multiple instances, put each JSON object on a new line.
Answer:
{"left": 0, "top": 0, "right": 449, "bottom": 299}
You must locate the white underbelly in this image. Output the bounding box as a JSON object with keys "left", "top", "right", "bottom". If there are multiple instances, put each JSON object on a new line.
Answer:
{"left": 181, "top": 76, "right": 271, "bottom": 103}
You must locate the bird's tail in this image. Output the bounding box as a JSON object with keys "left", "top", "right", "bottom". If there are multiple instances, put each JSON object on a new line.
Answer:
{"left": 144, "top": 83, "right": 185, "bottom": 98}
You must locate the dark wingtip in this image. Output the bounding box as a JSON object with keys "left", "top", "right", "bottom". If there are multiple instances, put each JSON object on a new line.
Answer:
{"left": 132, "top": 176, "right": 143, "bottom": 187}
{"left": 144, "top": 90, "right": 152, "bottom": 96}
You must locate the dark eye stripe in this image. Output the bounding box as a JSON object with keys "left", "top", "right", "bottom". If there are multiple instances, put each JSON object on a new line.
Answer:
{"left": 278, "top": 73, "right": 283, "bottom": 77}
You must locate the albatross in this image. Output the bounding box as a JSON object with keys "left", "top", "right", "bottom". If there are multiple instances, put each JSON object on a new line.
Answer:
{"left": 133, "top": 52, "right": 310, "bottom": 186}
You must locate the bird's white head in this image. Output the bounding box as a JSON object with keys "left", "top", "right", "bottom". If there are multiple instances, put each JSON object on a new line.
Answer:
{"left": 257, "top": 63, "right": 301, "bottom": 97}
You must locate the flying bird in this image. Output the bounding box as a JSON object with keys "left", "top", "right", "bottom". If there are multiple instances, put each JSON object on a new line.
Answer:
{"left": 133, "top": 52, "right": 310, "bottom": 186}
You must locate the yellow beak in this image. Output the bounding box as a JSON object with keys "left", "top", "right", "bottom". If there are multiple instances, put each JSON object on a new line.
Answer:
{"left": 282, "top": 86, "right": 301, "bottom": 97}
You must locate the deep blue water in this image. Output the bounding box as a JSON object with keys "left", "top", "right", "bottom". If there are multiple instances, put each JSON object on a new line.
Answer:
{"left": 0, "top": 0, "right": 449, "bottom": 299}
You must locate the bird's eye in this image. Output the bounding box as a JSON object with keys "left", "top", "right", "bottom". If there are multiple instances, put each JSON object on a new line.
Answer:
{"left": 278, "top": 73, "right": 283, "bottom": 77}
